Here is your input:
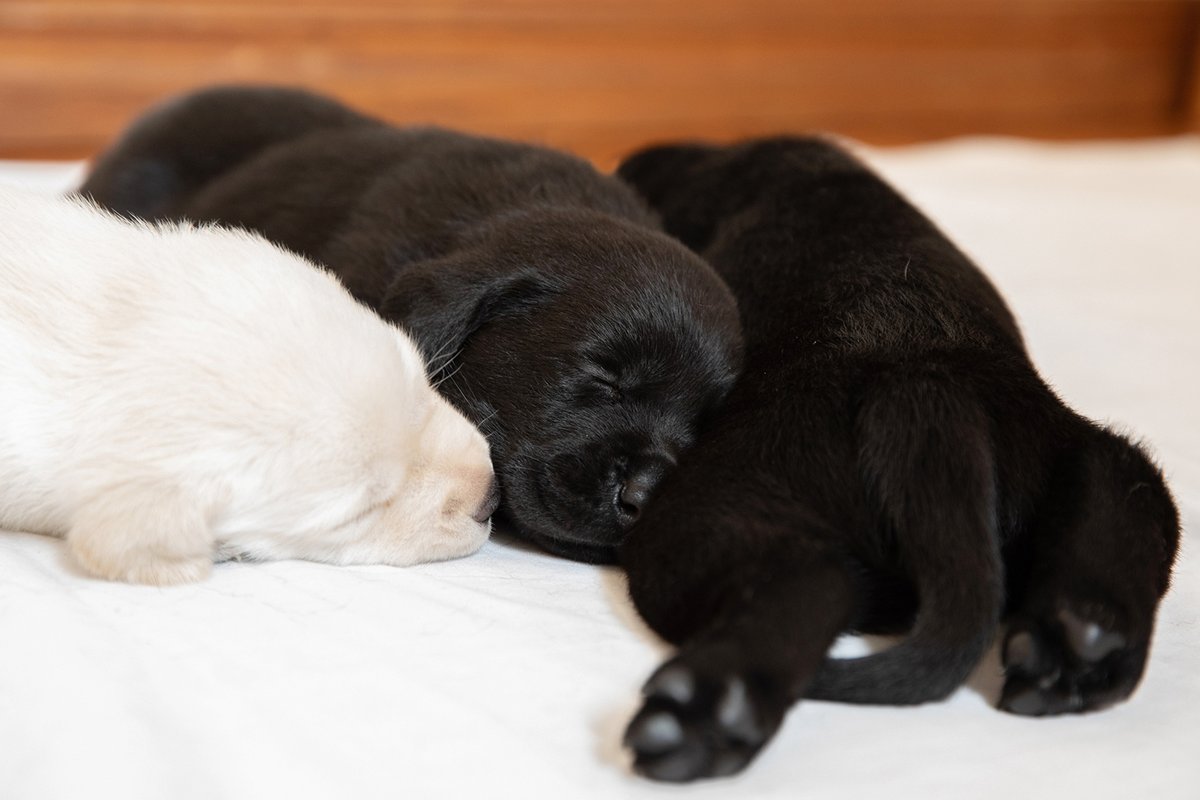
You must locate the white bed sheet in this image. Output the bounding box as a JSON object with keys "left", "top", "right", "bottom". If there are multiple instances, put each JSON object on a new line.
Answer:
{"left": 1, "top": 138, "right": 1197, "bottom": 800}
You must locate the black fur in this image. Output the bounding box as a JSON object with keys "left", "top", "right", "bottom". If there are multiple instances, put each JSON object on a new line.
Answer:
{"left": 80, "top": 86, "right": 743, "bottom": 564}
{"left": 616, "top": 137, "right": 1180, "bottom": 781}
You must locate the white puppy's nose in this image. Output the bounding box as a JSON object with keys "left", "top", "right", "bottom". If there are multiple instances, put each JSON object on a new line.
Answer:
{"left": 471, "top": 475, "right": 501, "bottom": 524}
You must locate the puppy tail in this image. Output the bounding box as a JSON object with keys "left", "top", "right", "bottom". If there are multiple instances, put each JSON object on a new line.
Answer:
{"left": 80, "top": 85, "right": 374, "bottom": 219}
{"left": 805, "top": 376, "right": 1002, "bottom": 705}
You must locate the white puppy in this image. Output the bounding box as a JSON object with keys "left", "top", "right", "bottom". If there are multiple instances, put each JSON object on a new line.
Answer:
{"left": 0, "top": 186, "right": 496, "bottom": 585}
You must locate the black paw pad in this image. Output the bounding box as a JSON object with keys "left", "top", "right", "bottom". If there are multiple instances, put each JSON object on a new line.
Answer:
{"left": 1057, "top": 608, "right": 1126, "bottom": 662}
{"left": 999, "top": 607, "right": 1143, "bottom": 717}
{"left": 624, "top": 660, "right": 781, "bottom": 782}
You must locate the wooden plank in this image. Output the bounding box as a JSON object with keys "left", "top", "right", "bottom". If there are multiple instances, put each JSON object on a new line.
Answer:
{"left": 0, "top": 0, "right": 1194, "bottom": 165}
{"left": 1179, "top": 3, "right": 1200, "bottom": 129}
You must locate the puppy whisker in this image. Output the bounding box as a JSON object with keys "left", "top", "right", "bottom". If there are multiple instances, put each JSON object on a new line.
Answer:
{"left": 433, "top": 361, "right": 465, "bottom": 390}
{"left": 428, "top": 343, "right": 464, "bottom": 380}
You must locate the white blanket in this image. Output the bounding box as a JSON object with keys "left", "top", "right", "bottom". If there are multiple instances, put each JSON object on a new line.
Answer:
{"left": 2, "top": 139, "right": 1197, "bottom": 799}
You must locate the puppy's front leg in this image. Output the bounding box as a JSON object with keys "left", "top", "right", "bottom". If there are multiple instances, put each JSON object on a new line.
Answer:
{"left": 67, "top": 479, "right": 214, "bottom": 585}
{"left": 623, "top": 502, "right": 855, "bottom": 782}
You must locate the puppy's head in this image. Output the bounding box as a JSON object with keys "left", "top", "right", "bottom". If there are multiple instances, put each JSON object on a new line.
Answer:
{"left": 617, "top": 136, "right": 860, "bottom": 251}
{"left": 247, "top": 321, "right": 495, "bottom": 568}
{"left": 384, "top": 210, "right": 742, "bottom": 563}
{"left": 352, "top": 328, "right": 496, "bottom": 564}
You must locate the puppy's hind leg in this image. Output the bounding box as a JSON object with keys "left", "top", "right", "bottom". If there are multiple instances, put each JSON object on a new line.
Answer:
{"left": 623, "top": 509, "right": 856, "bottom": 782}
{"left": 999, "top": 425, "right": 1180, "bottom": 716}
{"left": 67, "top": 478, "right": 214, "bottom": 585}
{"left": 80, "top": 85, "right": 373, "bottom": 219}
{"left": 805, "top": 377, "right": 1003, "bottom": 705}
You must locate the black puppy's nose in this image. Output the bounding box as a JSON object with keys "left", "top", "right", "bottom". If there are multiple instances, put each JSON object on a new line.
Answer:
{"left": 617, "top": 463, "right": 667, "bottom": 526}
{"left": 472, "top": 475, "right": 501, "bottom": 524}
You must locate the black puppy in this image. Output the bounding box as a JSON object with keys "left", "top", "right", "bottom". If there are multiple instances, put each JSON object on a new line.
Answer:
{"left": 615, "top": 138, "right": 1180, "bottom": 781}
{"left": 79, "top": 86, "right": 742, "bottom": 564}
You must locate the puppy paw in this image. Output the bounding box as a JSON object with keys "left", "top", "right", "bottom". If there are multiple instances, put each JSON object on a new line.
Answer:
{"left": 999, "top": 606, "right": 1145, "bottom": 716}
{"left": 624, "top": 657, "right": 783, "bottom": 782}
{"left": 71, "top": 538, "right": 212, "bottom": 586}
{"left": 119, "top": 553, "right": 212, "bottom": 586}
{"left": 67, "top": 482, "right": 214, "bottom": 586}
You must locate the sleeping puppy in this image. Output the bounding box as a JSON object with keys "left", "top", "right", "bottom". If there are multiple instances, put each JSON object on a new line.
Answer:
{"left": 615, "top": 138, "right": 1181, "bottom": 781}
{"left": 0, "top": 186, "right": 496, "bottom": 585}
{"left": 79, "top": 86, "right": 742, "bottom": 564}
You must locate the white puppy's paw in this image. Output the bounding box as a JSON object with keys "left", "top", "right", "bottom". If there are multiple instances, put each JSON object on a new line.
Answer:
{"left": 67, "top": 481, "right": 214, "bottom": 586}
{"left": 70, "top": 540, "right": 213, "bottom": 586}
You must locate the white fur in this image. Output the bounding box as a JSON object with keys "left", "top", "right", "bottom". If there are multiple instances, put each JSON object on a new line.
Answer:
{"left": 0, "top": 187, "right": 494, "bottom": 585}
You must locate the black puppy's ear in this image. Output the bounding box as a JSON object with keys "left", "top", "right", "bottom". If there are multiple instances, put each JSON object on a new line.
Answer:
{"left": 380, "top": 259, "right": 560, "bottom": 376}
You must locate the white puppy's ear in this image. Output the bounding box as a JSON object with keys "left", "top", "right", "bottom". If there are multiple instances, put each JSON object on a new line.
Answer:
{"left": 379, "top": 256, "right": 560, "bottom": 381}
{"left": 67, "top": 479, "right": 214, "bottom": 585}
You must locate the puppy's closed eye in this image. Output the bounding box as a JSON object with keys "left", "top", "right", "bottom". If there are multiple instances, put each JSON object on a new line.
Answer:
{"left": 571, "top": 373, "right": 624, "bottom": 405}
{"left": 595, "top": 377, "right": 624, "bottom": 403}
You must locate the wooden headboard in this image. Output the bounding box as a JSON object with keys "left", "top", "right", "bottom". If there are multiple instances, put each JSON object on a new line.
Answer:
{"left": 1, "top": 0, "right": 1197, "bottom": 166}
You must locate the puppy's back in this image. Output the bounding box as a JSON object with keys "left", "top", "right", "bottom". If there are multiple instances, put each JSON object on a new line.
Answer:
{"left": 0, "top": 187, "right": 421, "bottom": 525}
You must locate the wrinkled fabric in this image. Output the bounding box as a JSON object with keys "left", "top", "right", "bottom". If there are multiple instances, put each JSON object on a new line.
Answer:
{"left": 2, "top": 139, "right": 1197, "bottom": 800}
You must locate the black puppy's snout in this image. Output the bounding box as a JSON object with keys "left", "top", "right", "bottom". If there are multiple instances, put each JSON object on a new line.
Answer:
{"left": 472, "top": 475, "right": 501, "bottom": 524}
{"left": 616, "top": 459, "right": 671, "bottom": 527}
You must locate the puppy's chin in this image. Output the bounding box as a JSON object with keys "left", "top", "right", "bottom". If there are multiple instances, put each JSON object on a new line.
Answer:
{"left": 529, "top": 532, "right": 620, "bottom": 565}
{"left": 492, "top": 509, "right": 620, "bottom": 565}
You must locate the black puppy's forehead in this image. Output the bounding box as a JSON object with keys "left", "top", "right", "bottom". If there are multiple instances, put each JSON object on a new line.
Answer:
{"left": 624, "top": 136, "right": 860, "bottom": 205}
{"left": 700, "top": 136, "right": 857, "bottom": 173}
{"left": 577, "top": 303, "right": 732, "bottom": 387}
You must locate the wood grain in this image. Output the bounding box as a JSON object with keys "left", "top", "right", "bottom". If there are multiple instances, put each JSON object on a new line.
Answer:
{"left": 1181, "top": 3, "right": 1200, "bottom": 129}
{"left": 0, "top": 0, "right": 1196, "bottom": 166}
